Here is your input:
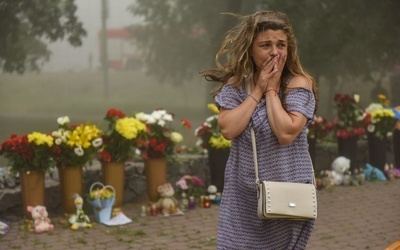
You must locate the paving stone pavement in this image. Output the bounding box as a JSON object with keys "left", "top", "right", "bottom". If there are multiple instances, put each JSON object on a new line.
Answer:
{"left": 0, "top": 179, "right": 399, "bottom": 250}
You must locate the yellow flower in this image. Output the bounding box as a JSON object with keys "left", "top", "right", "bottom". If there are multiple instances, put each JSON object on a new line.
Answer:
{"left": 209, "top": 134, "right": 231, "bottom": 149}
{"left": 28, "top": 132, "right": 54, "bottom": 147}
{"left": 90, "top": 188, "right": 114, "bottom": 200}
{"left": 66, "top": 124, "right": 101, "bottom": 148}
{"left": 208, "top": 103, "right": 219, "bottom": 114}
{"left": 170, "top": 132, "right": 183, "bottom": 143}
{"left": 115, "top": 117, "right": 146, "bottom": 139}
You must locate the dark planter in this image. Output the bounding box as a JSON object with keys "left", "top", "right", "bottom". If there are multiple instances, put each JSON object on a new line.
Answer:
{"left": 337, "top": 136, "right": 358, "bottom": 171}
{"left": 307, "top": 137, "right": 316, "bottom": 169}
{"left": 207, "top": 147, "right": 230, "bottom": 193}
{"left": 393, "top": 130, "right": 400, "bottom": 168}
{"left": 367, "top": 133, "right": 387, "bottom": 173}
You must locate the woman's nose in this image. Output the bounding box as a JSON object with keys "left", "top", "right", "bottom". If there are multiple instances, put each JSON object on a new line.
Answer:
{"left": 270, "top": 46, "right": 278, "bottom": 56}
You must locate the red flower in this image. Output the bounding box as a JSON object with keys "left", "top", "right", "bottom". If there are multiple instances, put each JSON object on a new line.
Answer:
{"left": 336, "top": 129, "right": 351, "bottom": 139}
{"left": 106, "top": 108, "right": 126, "bottom": 118}
{"left": 181, "top": 118, "right": 192, "bottom": 129}
{"left": 99, "top": 151, "right": 111, "bottom": 163}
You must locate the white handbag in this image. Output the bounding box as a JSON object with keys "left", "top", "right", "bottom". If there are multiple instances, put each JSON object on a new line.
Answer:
{"left": 250, "top": 126, "right": 318, "bottom": 220}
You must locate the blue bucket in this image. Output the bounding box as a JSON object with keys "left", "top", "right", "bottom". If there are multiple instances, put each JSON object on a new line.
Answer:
{"left": 91, "top": 196, "right": 115, "bottom": 223}
{"left": 88, "top": 182, "right": 116, "bottom": 223}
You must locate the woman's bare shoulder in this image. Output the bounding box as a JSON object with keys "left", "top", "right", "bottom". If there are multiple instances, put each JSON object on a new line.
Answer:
{"left": 288, "top": 75, "right": 312, "bottom": 90}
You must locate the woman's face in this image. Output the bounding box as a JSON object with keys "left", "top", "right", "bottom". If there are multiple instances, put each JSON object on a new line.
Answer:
{"left": 251, "top": 29, "right": 288, "bottom": 71}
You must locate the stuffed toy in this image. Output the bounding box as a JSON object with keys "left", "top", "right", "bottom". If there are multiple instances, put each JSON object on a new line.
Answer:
{"left": 331, "top": 156, "right": 351, "bottom": 185}
{"left": 364, "top": 163, "right": 387, "bottom": 181}
{"left": 27, "top": 205, "right": 54, "bottom": 233}
{"left": 384, "top": 164, "right": 400, "bottom": 180}
{"left": 157, "top": 183, "right": 182, "bottom": 216}
{"left": 0, "top": 220, "right": 9, "bottom": 235}
{"left": 207, "top": 185, "right": 218, "bottom": 201}
{"left": 69, "top": 194, "right": 92, "bottom": 230}
{"left": 320, "top": 170, "right": 335, "bottom": 189}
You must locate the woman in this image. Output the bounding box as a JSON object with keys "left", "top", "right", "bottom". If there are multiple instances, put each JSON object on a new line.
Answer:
{"left": 201, "top": 10, "right": 318, "bottom": 249}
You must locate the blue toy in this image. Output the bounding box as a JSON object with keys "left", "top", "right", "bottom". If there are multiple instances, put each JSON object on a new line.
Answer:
{"left": 364, "top": 163, "right": 387, "bottom": 181}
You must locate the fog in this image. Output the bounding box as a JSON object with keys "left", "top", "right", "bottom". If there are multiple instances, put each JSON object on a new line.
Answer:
{"left": 44, "top": 0, "right": 138, "bottom": 72}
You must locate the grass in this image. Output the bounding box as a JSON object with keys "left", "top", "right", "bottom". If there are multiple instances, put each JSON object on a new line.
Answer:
{"left": 0, "top": 70, "right": 213, "bottom": 165}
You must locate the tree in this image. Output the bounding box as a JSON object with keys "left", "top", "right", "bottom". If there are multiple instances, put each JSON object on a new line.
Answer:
{"left": 128, "top": 0, "right": 400, "bottom": 114}
{"left": 262, "top": 0, "right": 400, "bottom": 115}
{"left": 127, "top": 0, "right": 264, "bottom": 85}
{"left": 0, "top": 0, "right": 86, "bottom": 74}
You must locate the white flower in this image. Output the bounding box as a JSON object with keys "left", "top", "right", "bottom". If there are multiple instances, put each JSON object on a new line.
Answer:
{"left": 196, "top": 139, "right": 203, "bottom": 147}
{"left": 60, "top": 135, "right": 67, "bottom": 142}
{"left": 57, "top": 116, "right": 70, "bottom": 125}
{"left": 92, "top": 138, "right": 103, "bottom": 147}
{"left": 135, "top": 148, "right": 141, "bottom": 156}
{"left": 55, "top": 138, "right": 63, "bottom": 145}
{"left": 135, "top": 112, "right": 146, "bottom": 120}
{"left": 206, "top": 115, "right": 217, "bottom": 123}
{"left": 367, "top": 124, "right": 375, "bottom": 133}
{"left": 151, "top": 110, "right": 163, "bottom": 120}
{"left": 365, "top": 103, "right": 383, "bottom": 114}
{"left": 74, "top": 146, "right": 84, "bottom": 156}
{"left": 170, "top": 132, "right": 183, "bottom": 143}
{"left": 162, "top": 113, "right": 173, "bottom": 122}
{"left": 353, "top": 94, "right": 360, "bottom": 103}
{"left": 157, "top": 119, "right": 166, "bottom": 127}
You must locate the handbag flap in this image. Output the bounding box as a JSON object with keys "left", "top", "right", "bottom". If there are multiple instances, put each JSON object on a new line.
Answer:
{"left": 261, "top": 181, "right": 317, "bottom": 219}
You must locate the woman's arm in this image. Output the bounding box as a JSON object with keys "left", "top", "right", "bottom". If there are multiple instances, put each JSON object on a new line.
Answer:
{"left": 266, "top": 75, "right": 311, "bottom": 145}
{"left": 218, "top": 90, "right": 261, "bottom": 140}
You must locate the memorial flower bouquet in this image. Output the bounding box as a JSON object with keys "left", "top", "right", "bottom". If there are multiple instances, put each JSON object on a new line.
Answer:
{"left": 195, "top": 103, "right": 231, "bottom": 149}
{"left": 364, "top": 94, "right": 396, "bottom": 140}
{"left": 136, "top": 109, "right": 190, "bottom": 160}
{"left": 307, "top": 115, "right": 334, "bottom": 140}
{"left": 0, "top": 132, "right": 55, "bottom": 174}
{"left": 51, "top": 116, "right": 103, "bottom": 168}
{"left": 333, "top": 93, "right": 366, "bottom": 139}
{"left": 175, "top": 175, "right": 205, "bottom": 198}
{"left": 99, "top": 108, "right": 147, "bottom": 163}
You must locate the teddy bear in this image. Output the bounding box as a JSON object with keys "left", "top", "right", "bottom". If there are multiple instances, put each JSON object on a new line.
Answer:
{"left": 27, "top": 205, "right": 54, "bottom": 233}
{"left": 68, "top": 194, "right": 92, "bottom": 230}
{"left": 331, "top": 156, "right": 351, "bottom": 185}
{"left": 320, "top": 170, "right": 335, "bottom": 189}
{"left": 157, "top": 183, "right": 182, "bottom": 216}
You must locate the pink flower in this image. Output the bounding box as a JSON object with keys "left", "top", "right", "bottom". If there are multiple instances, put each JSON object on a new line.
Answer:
{"left": 176, "top": 179, "right": 188, "bottom": 190}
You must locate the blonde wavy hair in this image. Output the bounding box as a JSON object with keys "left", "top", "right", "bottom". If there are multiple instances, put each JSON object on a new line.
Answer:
{"left": 201, "top": 10, "right": 318, "bottom": 112}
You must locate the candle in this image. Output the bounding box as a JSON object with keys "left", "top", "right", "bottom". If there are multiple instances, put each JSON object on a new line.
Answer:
{"left": 150, "top": 204, "right": 158, "bottom": 216}
{"left": 204, "top": 197, "right": 211, "bottom": 208}
{"left": 189, "top": 196, "right": 196, "bottom": 209}
{"left": 140, "top": 205, "right": 146, "bottom": 217}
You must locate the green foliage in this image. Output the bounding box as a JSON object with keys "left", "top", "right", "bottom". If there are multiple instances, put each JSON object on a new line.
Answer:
{"left": 0, "top": 0, "right": 86, "bottom": 74}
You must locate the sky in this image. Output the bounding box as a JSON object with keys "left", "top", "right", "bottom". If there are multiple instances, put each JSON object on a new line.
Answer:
{"left": 44, "top": 0, "right": 139, "bottom": 72}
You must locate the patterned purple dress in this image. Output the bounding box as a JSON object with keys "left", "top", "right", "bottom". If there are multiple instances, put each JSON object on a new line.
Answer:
{"left": 215, "top": 80, "right": 316, "bottom": 250}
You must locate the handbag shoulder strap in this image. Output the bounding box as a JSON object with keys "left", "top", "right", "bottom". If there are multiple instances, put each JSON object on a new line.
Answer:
{"left": 246, "top": 81, "right": 316, "bottom": 185}
{"left": 250, "top": 127, "right": 260, "bottom": 184}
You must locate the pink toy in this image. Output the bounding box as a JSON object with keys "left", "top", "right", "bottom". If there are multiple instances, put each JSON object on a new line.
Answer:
{"left": 27, "top": 205, "right": 54, "bottom": 233}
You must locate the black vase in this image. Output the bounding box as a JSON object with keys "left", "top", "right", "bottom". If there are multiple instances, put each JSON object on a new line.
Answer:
{"left": 207, "top": 147, "right": 230, "bottom": 193}
{"left": 393, "top": 130, "right": 400, "bottom": 168}
{"left": 367, "top": 133, "right": 387, "bottom": 173}
{"left": 337, "top": 136, "right": 358, "bottom": 171}
{"left": 307, "top": 137, "right": 316, "bottom": 169}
